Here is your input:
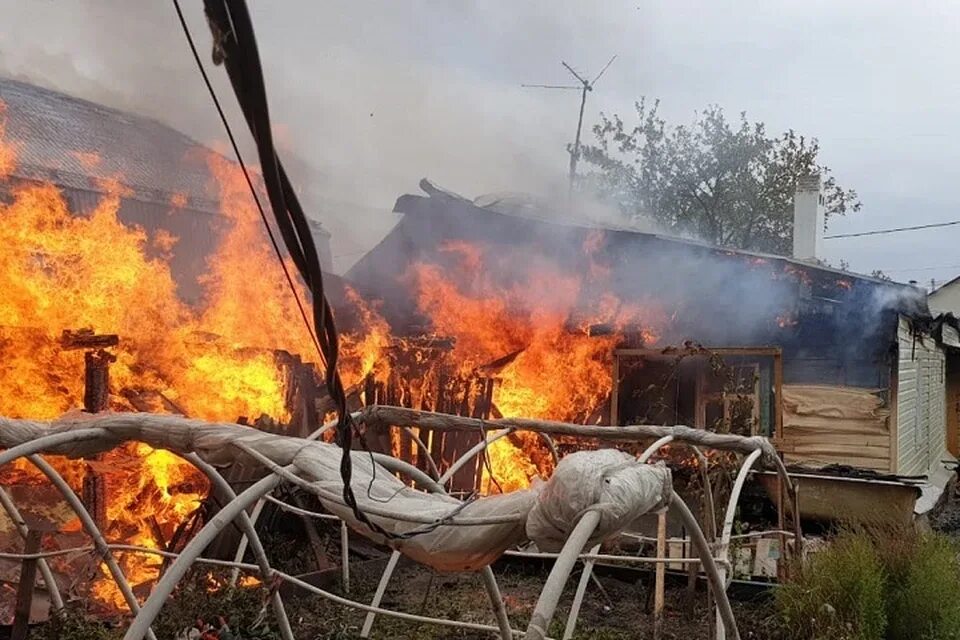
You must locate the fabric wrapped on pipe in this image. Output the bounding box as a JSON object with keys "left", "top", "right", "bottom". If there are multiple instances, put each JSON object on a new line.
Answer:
{"left": 1, "top": 412, "right": 672, "bottom": 571}
{"left": 526, "top": 450, "right": 673, "bottom": 552}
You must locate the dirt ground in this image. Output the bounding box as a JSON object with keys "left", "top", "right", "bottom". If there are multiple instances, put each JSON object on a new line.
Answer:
{"left": 285, "top": 559, "right": 777, "bottom": 639}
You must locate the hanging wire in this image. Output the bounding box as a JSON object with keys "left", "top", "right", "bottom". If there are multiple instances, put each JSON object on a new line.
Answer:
{"left": 172, "top": 0, "right": 323, "bottom": 364}
{"left": 172, "top": 0, "right": 392, "bottom": 538}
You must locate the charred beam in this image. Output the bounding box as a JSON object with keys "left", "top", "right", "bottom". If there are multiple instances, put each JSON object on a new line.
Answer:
{"left": 60, "top": 328, "right": 119, "bottom": 351}
{"left": 359, "top": 405, "right": 778, "bottom": 458}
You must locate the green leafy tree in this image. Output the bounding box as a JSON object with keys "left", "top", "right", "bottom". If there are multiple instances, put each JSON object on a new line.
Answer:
{"left": 578, "top": 100, "right": 861, "bottom": 254}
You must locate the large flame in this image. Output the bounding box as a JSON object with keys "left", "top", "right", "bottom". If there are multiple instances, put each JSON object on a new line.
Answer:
{"left": 0, "top": 98, "right": 385, "bottom": 609}
{"left": 0, "top": 89, "right": 671, "bottom": 608}
{"left": 404, "top": 235, "right": 667, "bottom": 492}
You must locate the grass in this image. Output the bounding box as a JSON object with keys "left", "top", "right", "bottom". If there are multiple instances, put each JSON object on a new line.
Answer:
{"left": 776, "top": 530, "right": 886, "bottom": 640}
{"left": 884, "top": 532, "right": 960, "bottom": 640}
{"left": 775, "top": 526, "right": 960, "bottom": 640}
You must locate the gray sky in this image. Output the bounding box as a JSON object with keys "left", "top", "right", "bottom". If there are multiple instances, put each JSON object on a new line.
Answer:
{"left": 1, "top": 1, "right": 958, "bottom": 283}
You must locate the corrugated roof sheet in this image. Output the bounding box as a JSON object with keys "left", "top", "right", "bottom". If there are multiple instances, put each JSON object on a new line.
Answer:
{"left": 0, "top": 77, "right": 223, "bottom": 212}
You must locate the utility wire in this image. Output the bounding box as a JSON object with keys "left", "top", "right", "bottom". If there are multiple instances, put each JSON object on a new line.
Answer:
{"left": 825, "top": 218, "right": 960, "bottom": 239}
{"left": 172, "top": 0, "right": 324, "bottom": 364}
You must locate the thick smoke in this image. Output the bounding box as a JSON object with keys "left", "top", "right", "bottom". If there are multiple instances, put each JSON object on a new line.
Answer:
{"left": 0, "top": 1, "right": 595, "bottom": 272}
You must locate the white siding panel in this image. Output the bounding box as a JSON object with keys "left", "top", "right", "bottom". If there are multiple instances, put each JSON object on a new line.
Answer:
{"left": 897, "top": 316, "right": 947, "bottom": 476}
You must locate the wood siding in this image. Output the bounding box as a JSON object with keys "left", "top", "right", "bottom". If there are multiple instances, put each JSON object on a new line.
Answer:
{"left": 897, "top": 316, "right": 947, "bottom": 476}
{"left": 780, "top": 384, "right": 891, "bottom": 470}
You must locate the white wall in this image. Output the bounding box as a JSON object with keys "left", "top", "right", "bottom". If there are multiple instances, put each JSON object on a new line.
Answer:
{"left": 897, "top": 316, "right": 947, "bottom": 476}
{"left": 929, "top": 280, "right": 960, "bottom": 316}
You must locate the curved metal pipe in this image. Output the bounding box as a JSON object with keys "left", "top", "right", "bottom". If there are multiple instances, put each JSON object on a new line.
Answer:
{"left": 359, "top": 550, "right": 401, "bottom": 638}
{"left": 714, "top": 448, "right": 762, "bottom": 640}
{"left": 229, "top": 497, "right": 266, "bottom": 585}
{"left": 401, "top": 426, "right": 441, "bottom": 480}
{"left": 638, "top": 435, "right": 675, "bottom": 463}
{"left": 361, "top": 456, "right": 514, "bottom": 640}
{"left": 439, "top": 428, "right": 513, "bottom": 486}
{"left": 670, "top": 492, "right": 740, "bottom": 640}
{"left": 562, "top": 542, "right": 601, "bottom": 640}
{"left": 183, "top": 453, "right": 294, "bottom": 640}
{"left": 123, "top": 472, "right": 284, "bottom": 640}
{"left": 25, "top": 455, "right": 157, "bottom": 640}
{"left": 0, "top": 485, "right": 65, "bottom": 610}
{"left": 524, "top": 510, "right": 602, "bottom": 640}
{"left": 371, "top": 452, "right": 445, "bottom": 493}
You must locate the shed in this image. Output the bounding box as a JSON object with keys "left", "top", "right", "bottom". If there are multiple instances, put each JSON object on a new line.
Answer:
{"left": 348, "top": 180, "right": 956, "bottom": 496}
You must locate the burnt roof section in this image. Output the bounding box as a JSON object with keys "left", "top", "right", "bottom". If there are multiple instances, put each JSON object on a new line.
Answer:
{"left": 0, "top": 77, "right": 223, "bottom": 212}
{"left": 387, "top": 178, "right": 929, "bottom": 319}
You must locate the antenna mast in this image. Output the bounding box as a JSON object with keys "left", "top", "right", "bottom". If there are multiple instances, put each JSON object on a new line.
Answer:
{"left": 523, "top": 55, "right": 616, "bottom": 199}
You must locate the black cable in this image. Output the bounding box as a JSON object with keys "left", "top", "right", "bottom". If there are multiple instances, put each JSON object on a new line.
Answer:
{"left": 198, "top": 0, "right": 389, "bottom": 538}
{"left": 825, "top": 218, "right": 960, "bottom": 239}
{"left": 171, "top": 0, "right": 324, "bottom": 365}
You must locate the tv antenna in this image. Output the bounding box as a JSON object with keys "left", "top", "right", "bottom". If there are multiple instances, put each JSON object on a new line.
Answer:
{"left": 523, "top": 55, "right": 616, "bottom": 197}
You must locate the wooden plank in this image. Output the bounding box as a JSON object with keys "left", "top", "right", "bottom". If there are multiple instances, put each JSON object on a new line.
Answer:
{"left": 614, "top": 347, "right": 782, "bottom": 358}
{"left": 779, "top": 433, "right": 892, "bottom": 448}
{"left": 783, "top": 443, "right": 889, "bottom": 458}
{"left": 784, "top": 454, "right": 890, "bottom": 471}
{"left": 774, "top": 351, "right": 783, "bottom": 440}
{"left": 610, "top": 353, "right": 620, "bottom": 426}
{"left": 653, "top": 510, "right": 666, "bottom": 640}
{"left": 11, "top": 530, "right": 42, "bottom": 640}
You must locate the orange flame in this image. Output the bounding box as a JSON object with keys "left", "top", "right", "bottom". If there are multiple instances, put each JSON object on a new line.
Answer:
{"left": 0, "top": 98, "right": 386, "bottom": 607}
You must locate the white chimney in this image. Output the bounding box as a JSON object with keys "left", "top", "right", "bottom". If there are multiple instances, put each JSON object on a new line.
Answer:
{"left": 792, "top": 174, "right": 824, "bottom": 261}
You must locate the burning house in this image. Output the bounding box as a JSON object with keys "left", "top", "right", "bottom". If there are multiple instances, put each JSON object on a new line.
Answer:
{"left": 0, "top": 78, "right": 369, "bottom": 615}
{"left": 0, "top": 73, "right": 957, "bottom": 632}
{"left": 346, "top": 178, "right": 958, "bottom": 521}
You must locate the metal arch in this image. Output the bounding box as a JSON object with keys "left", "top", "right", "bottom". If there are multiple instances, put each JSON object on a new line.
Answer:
{"left": 671, "top": 491, "right": 740, "bottom": 640}
{"left": 24, "top": 455, "right": 158, "bottom": 640}
{"left": 181, "top": 453, "right": 294, "bottom": 640}
{"left": 439, "top": 428, "right": 514, "bottom": 486}
{"left": 0, "top": 485, "right": 65, "bottom": 611}
{"left": 439, "top": 427, "right": 562, "bottom": 489}
{"left": 124, "top": 472, "right": 284, "bottom": 640}
{"left": 715, "top": 447, "right": 763, "bottom": 640}
{"left": 525, "top": 510, "right": 603, "bottom": 640}
{"left": 400, "top": 426, "right": 441, "bottom": 480}
{"left": 361, "top": 455, "right": 515, "bottom": 640}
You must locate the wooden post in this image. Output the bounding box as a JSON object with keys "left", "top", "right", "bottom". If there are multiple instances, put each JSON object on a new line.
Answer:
{"left": 791, "top": 481, "right": 803, "bottom": 559}
{"left": 81, "top": 347, "right": 115, "bottom": 532}
{"left": 292, "top": 494, "right": 334, "bottom": 572}
{"left": 776, "top": 466, "right": 787, "bottom": 582}
{"left": 11, "top": 529, "right": 42, "bottom": 640}
{"left": 654, "top": 509, "right": 667, "bottom": 640}
{"left": 685, "top": 525, "right": 698, "bottom": 612}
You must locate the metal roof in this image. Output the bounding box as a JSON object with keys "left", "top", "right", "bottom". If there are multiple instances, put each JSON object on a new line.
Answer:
{"left": 400, "top": 178, "right": 923, "bottom": 293}
{"left": 0, "top": 77, "right": 223, "bottom": 212}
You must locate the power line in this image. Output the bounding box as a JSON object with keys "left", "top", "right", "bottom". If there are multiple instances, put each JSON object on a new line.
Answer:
{"left": 881, "top": 263, "right": 960, "bottom": 274}
{"left": 824, "top": 218, "right": 960, "bottom": 239}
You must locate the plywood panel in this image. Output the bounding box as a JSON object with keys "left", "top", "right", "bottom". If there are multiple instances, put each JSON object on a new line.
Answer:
{"left": 781, "top": 384, "right": 890, "bottom": 471}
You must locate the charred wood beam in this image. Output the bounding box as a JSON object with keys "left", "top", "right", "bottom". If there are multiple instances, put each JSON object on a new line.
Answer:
{"left": 11, "top": 530, "right": 42, "bottom": 640}
{"left": 60, "top": 329, "right": 119, "bottom": 351}
{"left": 80, "top": 345, "right": 115, "bottom": 533}
{"left": 358, "top": 405, "right": 778, "bottom": 459}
